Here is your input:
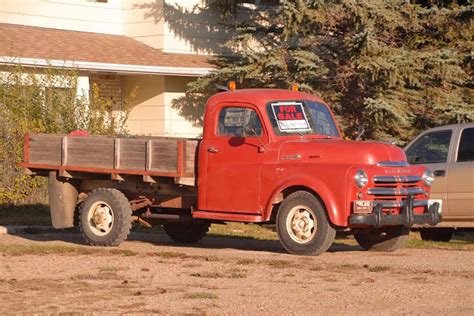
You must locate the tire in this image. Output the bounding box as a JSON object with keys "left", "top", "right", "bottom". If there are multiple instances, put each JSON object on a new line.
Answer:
{"left": 163, "top": 221, "right": 210, "bottom": 243}
{"left": 354, "top": 226, "right": 409, "bottom": 252}
{"left": 79, "top": 188, "right": 132, "bottom": 246}
{"left": 276, "top": 191, "right": 336, "bottom": 256}
{"left": 420, "top": 228, "right": 453, "bottom": 242}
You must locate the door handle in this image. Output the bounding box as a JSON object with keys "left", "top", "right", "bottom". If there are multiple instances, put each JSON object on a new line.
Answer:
{"left": 207, "top": 147, "right": 219, "bottom": 153}
{"left": 434, "top": 170, "right": 446, "bottom": 177}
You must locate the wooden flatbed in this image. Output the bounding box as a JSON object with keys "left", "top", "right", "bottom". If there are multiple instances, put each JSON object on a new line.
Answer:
{"left": 22, "top": 133, "right": 199, "bottom": 184}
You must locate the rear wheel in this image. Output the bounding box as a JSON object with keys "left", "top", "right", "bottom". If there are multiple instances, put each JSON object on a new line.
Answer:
{"left": 419, "top": 228, "right": 453, "bottom": 242}
{"left": 79, "top": 188, "right": 132, "bottom": 246}
{"left": 163, "top": 221, "right": 210, "bottom": 243}
{"left": 276, "top": 191, "right": 336, "bottom": 255}
{"left": 354, "top": 226, "right": 409, "bottom": 252}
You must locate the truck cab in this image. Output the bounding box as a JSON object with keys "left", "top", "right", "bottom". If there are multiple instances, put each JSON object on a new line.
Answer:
{"left": 193, "top": 89, "right": 440, "bottom": 254}
{"left": 22, "top": 88, "right": 441, "bottom": 255}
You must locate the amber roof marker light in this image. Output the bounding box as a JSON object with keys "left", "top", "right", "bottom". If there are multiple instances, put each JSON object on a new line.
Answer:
{"left": 291, "top": 83, "right": 299, "bottom": 91}
{"left": 228, "top": 81, "right": 237, "bottom": 91}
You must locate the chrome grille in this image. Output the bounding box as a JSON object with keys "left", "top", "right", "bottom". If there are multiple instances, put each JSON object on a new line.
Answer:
{"left": 374, "top": 200, "right": 428, "bottom": 208}
{"left": 373, "top": 175, "right": 421, "bottom": 183}
{"left": 368, "top": 173, "right": 426, "bottom": 203}
{"left": 364, "top": 169, "right": 427, "bottom": 211}
{"left": 368, "top": 187, "right": 425, "bottom": 196}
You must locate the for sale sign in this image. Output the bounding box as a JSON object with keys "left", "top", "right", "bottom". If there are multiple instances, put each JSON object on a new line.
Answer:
{"left": 271, "top": 102, "right": 311, "bottom": 132}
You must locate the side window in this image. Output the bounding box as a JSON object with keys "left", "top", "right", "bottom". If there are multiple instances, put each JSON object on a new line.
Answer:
{"left": 217, "top": 107, "right": 263, "bottom": 137}
{"left": 406, "top": 130, "right": 452, "bottom": 164}
{"left": 457, "top": 128, "right": 474, "bottom": 162}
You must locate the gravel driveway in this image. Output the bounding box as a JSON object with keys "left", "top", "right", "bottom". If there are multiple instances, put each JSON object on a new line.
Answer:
{"left": 0, "top": 231, "right": 473, "bottom": 315}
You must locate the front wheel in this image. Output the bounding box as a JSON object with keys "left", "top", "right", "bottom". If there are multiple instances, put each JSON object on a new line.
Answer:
{"left": 354, "top": 226, "right": 409, "bottom": 252}
{"left": 79, "top": 188, "right": 132, "bottom": 246}
{"left": 276, "top": 191, "right": 336, "bottom": 255}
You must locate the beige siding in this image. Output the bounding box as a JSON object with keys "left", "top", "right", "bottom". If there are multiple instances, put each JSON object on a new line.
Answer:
{"left": 162, "top": 0, "right": 230, "bottom": 55}
{"left": 122, "top": 0, "right": 228, "bottom": 54}
{"left": 163, "top": 76, "right": 202, "bottom": 138}
{"left": 121, "top": 0, "right": 164, "bottom": 50}
{"left": 0, "top": 0, "right": 122, "bottom": 34}
{"left": 123, "top": 75, "right": 165, "bottom": 136}
{"left": 123, "top": 75, "right": 202, "bottom": 137}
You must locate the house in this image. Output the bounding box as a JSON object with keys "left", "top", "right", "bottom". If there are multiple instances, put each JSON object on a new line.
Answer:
{"left": 0, "top": 0, "right": 232, "bottom": 137}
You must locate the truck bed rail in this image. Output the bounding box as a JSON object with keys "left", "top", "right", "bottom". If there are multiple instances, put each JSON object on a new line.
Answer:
{"left": 22, "top": 133, "right": 198, "bottom": 183}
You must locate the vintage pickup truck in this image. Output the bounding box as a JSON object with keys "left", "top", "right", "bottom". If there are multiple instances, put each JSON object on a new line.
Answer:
{"left": 22, "top": 88, "right": 441, "bottom": 255}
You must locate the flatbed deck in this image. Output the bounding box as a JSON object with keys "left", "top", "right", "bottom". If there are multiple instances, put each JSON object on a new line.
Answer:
{"left": 22, "top": 133, "right": 199, "bottom": 184}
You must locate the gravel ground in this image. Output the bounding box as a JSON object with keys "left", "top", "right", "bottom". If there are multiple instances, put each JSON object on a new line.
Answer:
{"left": 0, "top": 231, "right": 473, "bottom": 315}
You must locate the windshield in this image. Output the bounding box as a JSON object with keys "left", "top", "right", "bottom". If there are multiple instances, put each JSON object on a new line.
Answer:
{"left": 266, "top": 100, "right": 340, "bottom": 137}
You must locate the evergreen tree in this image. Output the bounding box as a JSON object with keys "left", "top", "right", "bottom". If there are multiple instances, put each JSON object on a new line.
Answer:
{"left": 174, "top": 0, "right": 473, "bottom": 143}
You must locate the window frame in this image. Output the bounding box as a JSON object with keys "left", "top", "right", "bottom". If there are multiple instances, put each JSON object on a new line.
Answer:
{"left": 456, "top": 127, "right": 474, "bottom": 162}
{"left": 215, "top": 106, "right": 265, "bottom": 138}
{"left": 406, "top": 129, "right": 453, "bottom": 165}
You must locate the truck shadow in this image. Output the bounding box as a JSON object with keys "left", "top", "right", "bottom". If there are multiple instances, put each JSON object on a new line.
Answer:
{"left": 10, "top": 229, "right": 362, "bottom": 254}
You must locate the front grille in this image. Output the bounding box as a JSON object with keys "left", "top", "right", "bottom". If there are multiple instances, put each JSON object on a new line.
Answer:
{"left": 367, "top": 187, "right": 425, "bottom": 196}
{"left": 368, "top": 174, "right": 426, "bottom": 204}
{"left": 373, "top": 175, "right": 421, "bottom": 183}
{"left": 359, "top": 171, "right": 428, "bottom": 214}
{"left": 373, "top": 200, "right": 428, "bottom": 208}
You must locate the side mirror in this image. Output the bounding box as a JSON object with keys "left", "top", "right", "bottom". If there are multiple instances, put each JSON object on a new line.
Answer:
{"left": 243, "top": 125, "right": 266, "bottom": 153}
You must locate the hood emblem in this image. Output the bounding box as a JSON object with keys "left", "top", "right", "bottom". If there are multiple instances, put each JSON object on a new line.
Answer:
{"left": 384, "top": 169, "right": 411, "bottom": 174}
{"left": 282, "top": 154, "right": 302, "bottom": 160}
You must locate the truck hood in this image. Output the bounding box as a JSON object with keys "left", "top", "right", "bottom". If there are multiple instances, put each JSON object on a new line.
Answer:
{"left": 278, "top": 138, "right": 407, "bottom": 165}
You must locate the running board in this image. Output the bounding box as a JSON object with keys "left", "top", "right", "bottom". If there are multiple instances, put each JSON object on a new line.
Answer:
{"left": 192, "top": 211, "right": 263, "bottom": 222}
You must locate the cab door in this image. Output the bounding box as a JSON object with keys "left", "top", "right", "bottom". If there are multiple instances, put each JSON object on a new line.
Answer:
{"left": 202, "top": 104, "right": 267, "bottom": 214}
{"left": 447, "top": 127, "right": 474, "bottom": 220}
{"left": 406, "top": 129, "right": 453, "bottom": 215}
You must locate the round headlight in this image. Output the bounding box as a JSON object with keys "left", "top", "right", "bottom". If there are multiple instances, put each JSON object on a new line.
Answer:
{"left": 355, "top": 169, "right": 369, "bottom": 188}
{"left": 422, "top": 170, "right": 435, "bottom": 187}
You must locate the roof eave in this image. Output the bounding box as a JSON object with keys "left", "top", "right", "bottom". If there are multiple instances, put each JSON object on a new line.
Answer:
{"left": 0, "top": 56, "right": 213, "bottom": 77}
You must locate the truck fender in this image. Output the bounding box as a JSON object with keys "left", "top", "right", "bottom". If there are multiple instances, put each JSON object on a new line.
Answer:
{"left": 48, "top": 171, "right": 79, "bottom": 229}
{"left": 264, "top": 176, "right": 345, "bottom": 227}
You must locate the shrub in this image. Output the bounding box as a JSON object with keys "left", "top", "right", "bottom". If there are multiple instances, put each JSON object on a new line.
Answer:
{"left": 0, "top": 65, "right": 137, "bottom": 203}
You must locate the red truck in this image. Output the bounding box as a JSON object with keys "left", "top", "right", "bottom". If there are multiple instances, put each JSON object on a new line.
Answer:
{"left": 22, "top": 88, "right": 441, "bottom": 255}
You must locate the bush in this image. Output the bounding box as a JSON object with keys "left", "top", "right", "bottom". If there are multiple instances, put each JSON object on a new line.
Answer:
{"left": 0, "top": 66, "right": 137, "bottom": 204}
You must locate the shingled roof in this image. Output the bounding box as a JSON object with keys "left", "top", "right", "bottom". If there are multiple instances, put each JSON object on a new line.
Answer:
{"left": 0, "top": 23, "right": 213, "bottom": 76}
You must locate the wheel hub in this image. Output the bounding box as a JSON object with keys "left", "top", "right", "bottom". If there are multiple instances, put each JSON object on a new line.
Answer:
{"left": 88, "top": 202, "right": 114, "bottom": 236}
{"left": 287, "top": 206, "right": 317, "bottom": 244}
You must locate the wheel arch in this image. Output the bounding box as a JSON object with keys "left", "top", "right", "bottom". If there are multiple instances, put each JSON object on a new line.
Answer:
{"left": 263, "top": 179, "right": 344, "bottom": 227}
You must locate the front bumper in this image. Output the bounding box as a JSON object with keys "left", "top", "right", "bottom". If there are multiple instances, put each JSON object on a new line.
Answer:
{"left": 348, "top": 195, "right": 441, "bottom": 228}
